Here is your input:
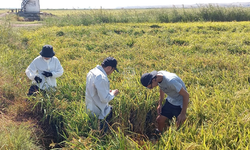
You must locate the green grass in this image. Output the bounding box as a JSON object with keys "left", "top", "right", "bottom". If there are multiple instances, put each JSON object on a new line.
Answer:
{"left": 0, "top": 117, "right": 41, "bottom": 150}
{"left": 1, "top": 9, "right": 250, "bottom": 149}
{"left": 42, "top": 5, "right": 250, "bottom": 26}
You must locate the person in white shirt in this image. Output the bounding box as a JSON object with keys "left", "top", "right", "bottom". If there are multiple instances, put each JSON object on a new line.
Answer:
{"left": 85, "top": 57, "right": 119, "bottom": 133}
{"left": 26, "top": 45, "right": 64, "bottom": 96}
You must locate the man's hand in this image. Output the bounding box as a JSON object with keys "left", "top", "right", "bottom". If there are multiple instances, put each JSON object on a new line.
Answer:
{"left": 34, "top": 76, "right": 42, "bottom": 83}
{"left": 157, "top": 104, "right": 162, "bottom": 115}
{"left": 177, "top": 87, "right": 189, "bottom": 128}
{"left": 111, "top": 89, "right": 119, "bottom": 96}
{"left": 42, "top": 71, "right": 53, "bottom": 77}
{"left": 176, "top": 113, "right": 186, "bottom": 127}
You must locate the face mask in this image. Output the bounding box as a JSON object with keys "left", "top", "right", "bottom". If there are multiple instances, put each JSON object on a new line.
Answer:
{"left": 43, "top": 58, "right": 51, "bottom": 63}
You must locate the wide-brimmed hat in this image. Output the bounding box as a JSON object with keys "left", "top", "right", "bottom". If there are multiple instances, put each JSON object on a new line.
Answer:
{"left": 40, "top": 45, "right": 55, "bottom": 58}
{"left": 140, "top": 71, "right": 158, "bottom": 87}
{"left": 101, "top": 57, "right": 119, "bottom": 72}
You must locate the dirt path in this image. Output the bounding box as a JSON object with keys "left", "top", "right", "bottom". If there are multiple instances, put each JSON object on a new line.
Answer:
{"left": 0, "top": 12, "right": 43, "bottom": 27}
{"left": 11, "top": 23, "right": 43, "bottom": 27}
{"left": 0, "top": 13, "right": 8, "bottom": 17}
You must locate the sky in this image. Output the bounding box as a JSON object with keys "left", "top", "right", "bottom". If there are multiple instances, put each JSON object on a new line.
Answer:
{"left": 0, "top": 0, "right": 250, "bottom": 9}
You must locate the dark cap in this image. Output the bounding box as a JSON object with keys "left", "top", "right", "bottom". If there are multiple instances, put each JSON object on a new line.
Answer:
{"left": 140, "top": 71, "right": 158, "bottom": 87}
{"left": 40, "top": 45, "right": 55, "bottom": 58}
{"left": 102, "top": 57, "right": 119, "bottom": 72}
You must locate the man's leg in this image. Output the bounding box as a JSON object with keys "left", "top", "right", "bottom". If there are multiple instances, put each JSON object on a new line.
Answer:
{"left": 27, "top": 85, "right": 46, "bottom": 98}
{"left": 99, "top": 119, "right": 107, "bottom": 133}
{"left": 156, "top": 115, "right": 168, "bottom": 132}
{"left": 27, "top": 85, "right": 39, "bottom": 96}
{"left": 106, "top": 107, "right": 113, "bottom": 124}
{"left": 100, "top": 107, "right": 113, "bottom": 133}
{"left": 157, "top": 99, "right": 178, "bottom": 132}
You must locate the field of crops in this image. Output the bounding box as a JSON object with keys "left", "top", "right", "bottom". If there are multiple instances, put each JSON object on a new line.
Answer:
{"left": 1, "top": 8, "right": 250, "bottom": 149}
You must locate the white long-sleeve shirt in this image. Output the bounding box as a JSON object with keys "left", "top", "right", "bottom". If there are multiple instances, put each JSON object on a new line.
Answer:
{"left": 25, "top": 55, "right": 64, "bottom": 90}
{"left": 85, "top": 65, "right": 115, "bottom": 119}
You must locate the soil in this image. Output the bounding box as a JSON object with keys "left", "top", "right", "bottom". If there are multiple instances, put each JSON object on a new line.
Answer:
{"left": 0, "top": 12, "right": 43, "bottom": 27}
{"left": 0, "top": 89, "right": 64, "bottom": 149}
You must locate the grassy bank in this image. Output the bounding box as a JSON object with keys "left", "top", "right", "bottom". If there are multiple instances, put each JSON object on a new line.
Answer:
{"left": 41, "top": 5, "right": 250, "bottom": 26}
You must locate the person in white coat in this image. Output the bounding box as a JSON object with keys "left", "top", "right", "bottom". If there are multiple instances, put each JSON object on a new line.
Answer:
{"left": 26, "top": 45, "right": 64, "bottom": 96}
{"left": 85, "top": 57, "right": 119, "bottom": 133}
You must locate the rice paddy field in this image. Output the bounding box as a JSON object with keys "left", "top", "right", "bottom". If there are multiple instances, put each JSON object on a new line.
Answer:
{"left": 1, "top": 7, "right": 250, "bottom": 149}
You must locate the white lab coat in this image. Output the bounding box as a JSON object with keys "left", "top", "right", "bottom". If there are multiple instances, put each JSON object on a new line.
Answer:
{"left": 25, "top": 55, "right": 63, "bottom": 90}
{"left": 85, "top": 65, "right": 115, "bottom": 119}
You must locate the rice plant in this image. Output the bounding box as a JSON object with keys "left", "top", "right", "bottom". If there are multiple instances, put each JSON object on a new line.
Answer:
{"left": 1, "top": 9, "right": 250, "bottom": 149}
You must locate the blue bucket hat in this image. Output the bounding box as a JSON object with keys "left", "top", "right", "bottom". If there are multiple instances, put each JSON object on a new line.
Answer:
{"left": 40, "top": 45, "right": 55, "bottom": 58}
